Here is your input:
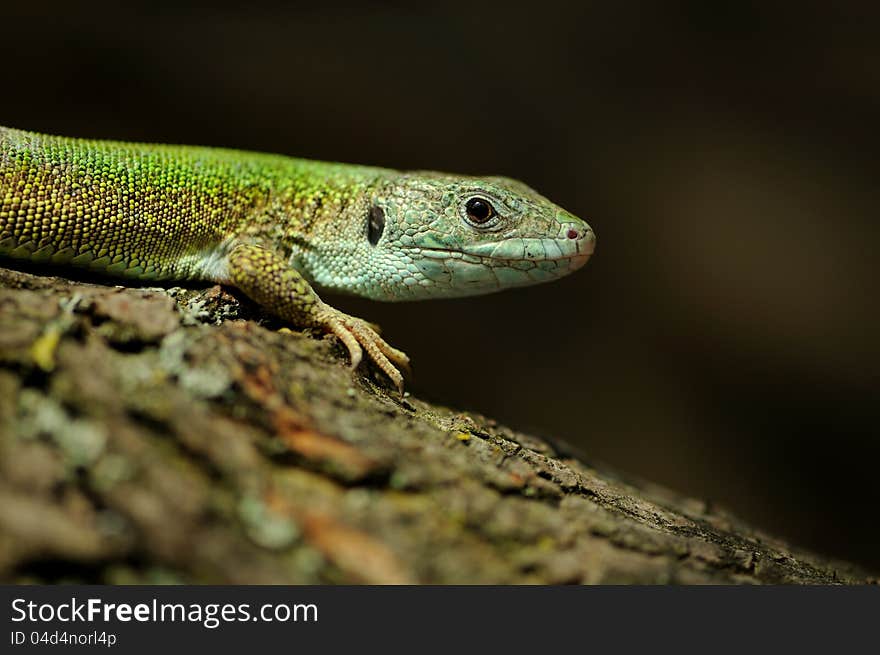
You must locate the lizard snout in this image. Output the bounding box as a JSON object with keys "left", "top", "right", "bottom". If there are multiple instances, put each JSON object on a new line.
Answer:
{"left": 558, "top": 220, "right": 596, "bottom": 258}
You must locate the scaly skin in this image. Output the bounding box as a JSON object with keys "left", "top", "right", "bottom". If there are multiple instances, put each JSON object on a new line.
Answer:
{"left": 0, "top": 126, "right": 595, "bottom": 391}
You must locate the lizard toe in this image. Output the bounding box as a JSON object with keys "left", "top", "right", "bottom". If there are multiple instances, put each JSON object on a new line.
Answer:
{"left": 320, "top": 306, "right": 409, "bottom": 393}
{"left": 325, "top": 315, "right": 364, "bottom": 370}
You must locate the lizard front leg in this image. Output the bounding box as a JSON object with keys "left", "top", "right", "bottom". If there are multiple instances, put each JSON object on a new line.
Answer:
{"left": 227, "top": 243, "right": 410, "bottom": 393}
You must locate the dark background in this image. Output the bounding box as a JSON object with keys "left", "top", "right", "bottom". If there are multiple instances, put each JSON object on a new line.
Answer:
{"left": 2, "top": 1, "right": 877, "bottom": 571}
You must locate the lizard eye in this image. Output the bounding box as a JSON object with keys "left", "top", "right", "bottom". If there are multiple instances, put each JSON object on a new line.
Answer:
{"left": 465, "top": 197, "right": 495, "bottom": 224}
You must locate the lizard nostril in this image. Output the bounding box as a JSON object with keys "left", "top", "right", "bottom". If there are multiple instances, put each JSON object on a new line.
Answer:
{"left": 566, "top": 228, "right": 579, "bottom": 240}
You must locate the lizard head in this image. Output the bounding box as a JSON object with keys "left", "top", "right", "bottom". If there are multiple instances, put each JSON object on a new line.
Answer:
{"left": 291, "top": 172, "right": 595, "bottom": 301}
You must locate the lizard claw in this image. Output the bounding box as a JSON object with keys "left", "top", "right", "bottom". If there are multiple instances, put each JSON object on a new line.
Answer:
{"left": 319, "top": 305, "right": 411, "bottom": 394}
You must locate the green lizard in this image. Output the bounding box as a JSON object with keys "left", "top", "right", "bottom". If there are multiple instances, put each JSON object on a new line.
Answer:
{"left": 0, "top": 126, "right": 595, "bottom": 392}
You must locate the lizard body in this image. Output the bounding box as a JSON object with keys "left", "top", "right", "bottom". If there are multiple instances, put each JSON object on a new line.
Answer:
{"left": 0, "top": 126, "right": 595, "bottom": 391}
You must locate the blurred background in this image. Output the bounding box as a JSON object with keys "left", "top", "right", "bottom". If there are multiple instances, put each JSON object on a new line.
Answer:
{"left": 2, "top": 1, "right": 877, "bottom": 570}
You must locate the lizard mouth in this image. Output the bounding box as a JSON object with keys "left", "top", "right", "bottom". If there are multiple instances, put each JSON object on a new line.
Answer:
{"left": 412, "top": 227, "right": 596, "bottom": 264}
{"left": 412, "top": 245, "right": 593, "bottom": 267}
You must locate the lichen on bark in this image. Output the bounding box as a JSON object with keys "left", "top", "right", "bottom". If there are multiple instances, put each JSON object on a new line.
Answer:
{"left": 0, "top": 266, "right": 875, "bottom": 584}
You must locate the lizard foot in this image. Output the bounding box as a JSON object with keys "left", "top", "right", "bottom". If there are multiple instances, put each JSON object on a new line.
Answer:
{"left": 317, "top": 304, "right": 411, "bottom": 394}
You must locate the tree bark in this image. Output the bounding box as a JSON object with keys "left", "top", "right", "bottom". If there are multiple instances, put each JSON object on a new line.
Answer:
{"left": 0, "top": 265, "right": 874, "bottom": 584}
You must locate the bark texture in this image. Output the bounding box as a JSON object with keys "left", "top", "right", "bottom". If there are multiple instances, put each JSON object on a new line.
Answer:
{"left": 0, "top": 265, "right": 875, "bottom": 584}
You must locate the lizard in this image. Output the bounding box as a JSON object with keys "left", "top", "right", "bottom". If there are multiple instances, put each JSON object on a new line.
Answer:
{"left": 0, "top": 125, "right": 595, "bottom": 393}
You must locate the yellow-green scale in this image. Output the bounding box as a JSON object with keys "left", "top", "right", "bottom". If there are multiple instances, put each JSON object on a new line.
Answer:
{"left": 0, "top": 127, "right": 382, "bottom": 281}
